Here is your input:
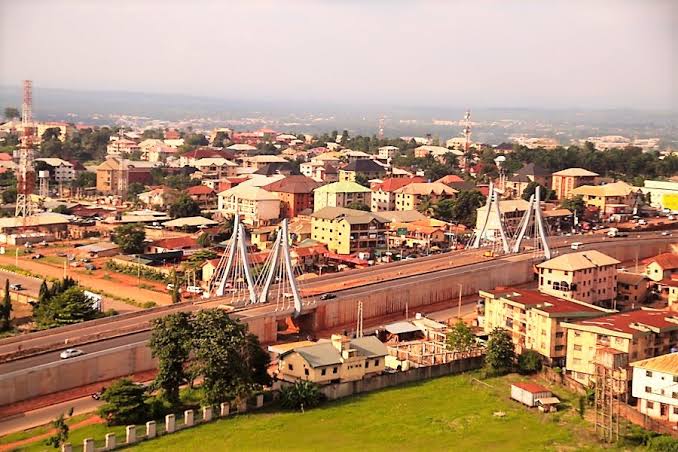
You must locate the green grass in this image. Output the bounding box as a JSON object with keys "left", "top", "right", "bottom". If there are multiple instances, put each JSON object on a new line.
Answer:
{"left": 0, "top": 413, "right": 90, "bottom": 446}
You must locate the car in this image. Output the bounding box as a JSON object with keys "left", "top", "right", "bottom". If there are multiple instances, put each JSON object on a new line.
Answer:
{"left": 84, "top": 263, "right": 97, "bottom": 270}
{"left": 9, "top": 283, "right": 23, "bottom": 291}
{"left": 319, "top": 293, "right": 336, "bottom": 300}
{"left": 166, "top": 283, "right": 175, "bottom": 291}
{"left": 186, "top": 286, "right": 202, "bottom": 294}
{"left": 91, "top": 387, "right": 106, "bottom": 400}
{"left": 81, "top": 258, "right": 91, "bottom": 263}
{"left": 638, "top": 219, "right": 647, "bottom": 225}
{"left": 38, "top": 240, "right": 48, "bottom": 247}
{"left": 31, "top": 253, "right": 43, "bottom": 259}
{"left": 668, "top": 215, "right": 675, "bottom": 220}
{"left": 571, "top": 242, "right": 584, "bottom": 250}
{"left": 56, "top": 252, "right": 67, "bottom": 257}
{"left": 661, "top": 231, "right": 671, "bottom": 236}
{"left": 483, "top": 250, "right": 495, "bottom": 257}
{"left": 59, "top": 348, "right": 85, "bottom": 359}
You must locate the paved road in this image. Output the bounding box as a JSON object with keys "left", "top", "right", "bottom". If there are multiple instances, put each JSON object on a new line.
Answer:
{"left": 0, "top": 395, "right": 102, "bottom": 436}
{"left": 0, "top": 269, "right": 42, "bottom": 297}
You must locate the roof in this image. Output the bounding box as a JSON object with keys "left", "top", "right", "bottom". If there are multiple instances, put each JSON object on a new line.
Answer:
{"left": 536, "top": 397, "right": 561, "bottom": 405}
{"left": 568, "top": 310, "right": 678, "bottom": 336}
{"left": 161, "top": 216, "right": 218, "bottom": 228}
{"left": 293, "top": 343, "right": 342, "bottom": 368}
{"left": 512, "top": 382, "right": 551, "bottom": 394}
{"left": 384, "top": 321, "right": 422, "bottom": 335}
{"left": 342, "top": 159, "right": 387, "bottom": 173}
{"left": 436, "top": 174, "right": 464, "bottom": 185}
{"left": 253, "top": 162, "right": 294, "bottom": 176}
{"left": 416, "top": 145, "right": 463, "bottom": 156}
{"left": 35, "top": 158, "right": 73, "bottom": 167}
{"left": 630, "top": 353, "right": 678, "bottom": 375}
{"left": 183, "top": 148, "right": 235, "bottom": 160}
{"left": 616, "top": 272, "right": 647, "bottom": 286}
{"left": 220, "top": 185, "right": 280, "bottom": 201}
{"left": 227, "top": 143, "right": 257, "bottom": 151}
{"left": 514, "top": 163, "right": 551, "bottom": 178}
{"left": 643, "top": 253, "right": 678, "bottom": 271}
{"left": 312, "top": 207, "right": 389, "bottom": 225}
{"left": 349, "top": 336, "right": 388, "bottom": 358}
{"left": 150, "top": 236, "right": 199, "bottom": 249}
{"left": 486, "top": 288, "right": 606, "bottom": 316}
{"left": 186, "top": 185, "right": 215, "bottom": 195}
{"left": 376, "top": 210, "right": 428, "bottom": 223}
{"left": 373, "top": 177, "right": 425, "bottom": 193}
{"left": 75, "top": 242, "right": 120, "bottom": 253}
{"left": 0, "top": 213, "right": 71, "bottom": 229}
{"left": 242, "top": 155, "right": 289, "bottom": 163}
{"left": 552, "top": 167, "right": 599, "bottom": 177}
{"left": 262, "top": 175, "right": 321, "bottom": 194}
{"left": 314, "top": 181, "right": 371, "bottom": 194}
{"left": 395, "top": 182, "right": 458, "bottom": 196}
{"left": 192, "top": 157, "right": 237, "bottom": 168}
{"left": 537, "top": 250, "right": 620, "bottom": 271}
{"left": 571, "top": 181, "right": 639, "bottom": 198}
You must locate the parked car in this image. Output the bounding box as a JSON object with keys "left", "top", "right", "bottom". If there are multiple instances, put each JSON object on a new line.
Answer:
{"left": 9, "top": 283, "right": 23, "bottom": 291}
{"left": 571, "top": 242, "right": 584, "bottom": 250}
{"left": 84, "top": 263, "right": 97, "bottom": 270}
{"left": 59, "top": 348, "right": 85, "bottom": 359}
{"left": 31, "top": 253, "right": 43, "bottom": 259}
{"left": 319, "top": 293, "right": 336, "bottom": 301}
{"left": 91, "top": 387, "right": 106, "bottom": 400}
{"left": 186, "top": 286, "right": 202, "bottom": 294}
{"left": 81, "top": 258, "right": 91, "bottom": 263}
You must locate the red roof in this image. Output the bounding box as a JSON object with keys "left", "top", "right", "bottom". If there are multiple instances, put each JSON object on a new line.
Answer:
{"left": 164, "top": 129, "right": 181, "bottom": 139}
{"left": 151, "top": 236, "right": 199, "bottom": 250}
{"left": 374, "top": 177, "right": 425, "bottom": 192}
{"left": 574, "top": 310, "right": 678, "bottom": 335}
{"left": 262, "top": 175, "right": 321, "bottom": 194}
{"left": 476, "top": 185, "right": 490, "bottom": 197}
{"left": 436, "top": 174, "right": 464, "bottom": 184}
{"left": 643, "top": 253, "right": 678, "bottom": 271}
{"left": 186, "top": 185, "right": 215, "bottom": 196}
{"left": 486, "top": 288, "right": 603, "bottom": 315}
{"left": 184, "top": 148, "right": 234, "bottom": 160}
{"left": 512, "top": 382, "right": 550, "bottom": 394}
{"left": 0, "top": 153, "right": 13, "bottom": 161}
{"left": 326, "top": 253, "right": 370, "bottom": 265}
{"left": 293, "top": 245, "right": 328, "bottom": 258}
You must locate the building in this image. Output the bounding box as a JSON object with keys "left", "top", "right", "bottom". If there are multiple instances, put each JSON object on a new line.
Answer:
{"left": 262, "top": 175, "right": 321, "bottom": 218}
{"left": 106, "top": 138, "right": 141, "bottom": 157}
{"left": 504, "top": 163, "right": 552, "bottom": 199}
{"left": 191, "top": 158, "right": 239, "bottom": 178}
{"left": 387, "top": 219, "right": 449, "bottom": 251}
{"left": 34, "top": 158, "right": 75, "bottom": 183}
{"left": 617, "top": 272, "right": 649, "bottom": 307}
{"left": 313, "top": 181, "right": 372, "bottom": 211}
{"left": 95, "top": 158, "right": 159, "bottom": 194}
{"left": 537, "top": 250, "right": 620, "bottom": 306}
{"left": 414, "top": 145, "right": 464, "bottom": 160}
{"left": 338, "top": 159, "right": 387, "bottom": 183}
{"left": 394, "top": 182, "right": 457, "bottom": 212}
{"left": 644, "top": 253, "right": 678, "bottom": 282}
{"left": 562, "top": 310, "right": 678, "bottom": 388}
{"left": 137, "top": 187, "right": 180, "bottom": 209}
{"left": 241, "top": 155, "right": 289, "bottom": 170}
{"left": 186, "top": 185, "right": 216, "bottom": 207}
{"left": 551, "top": 168, "right": 599, "bottom": 200}
{"left": 218, "top": 185, "right": 280, "bottom": 226}
{"left": 642, "top": 180, "right": 678, "bottom": 212}
{"left": 178, "top": 148, "right": 235, "bottom": 167}
{"left": 311, "top": 207, "right": 389, "bottom": 255}
{"left": 480, "top": 288, "right": 608, "bottom": 366}
{"left": 378, "top": 145, "right": 400, "bottom": 160}
{"left": 300, "top": 161, "right": 339, "bottom": 183}
{"left": 370, "top": 177, "right": 425, "bottom": 212}
{"left": 570, "top": 181, "right": 641, "bottom": 219}
{"left": 277, "top": 335, "right": 387, "bottom": 384}
{"left": 630, "top": 353, "right": 678, "bottom": 424}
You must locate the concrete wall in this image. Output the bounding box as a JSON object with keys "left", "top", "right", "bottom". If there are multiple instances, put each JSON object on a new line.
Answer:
{"left": 0, "top": 341, "right": 155, "bottom": 406}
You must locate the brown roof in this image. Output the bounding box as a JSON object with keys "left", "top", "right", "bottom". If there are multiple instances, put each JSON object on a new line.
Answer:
{"left": 374, "top": 177, "right": 425, "bottom": 193}
{"left": 643, "top": 253, "right": 678, "bottom": 271}
{"left": 630, "top": 352, "right": 678, "bottom": 375}
{"left": 537, "top": 250, "right": 620, "bottom": 271}
{"left": 570, "top": 310, "right": 678, "bottom": 335}
{"left": 262, "top": 175, "right": 321, "bottom": 194}
{"left": 512, "top": 382, "right": 551, "bottom": 394}
{"left": 186, "top": 185, "right": 215, "bottom": 195}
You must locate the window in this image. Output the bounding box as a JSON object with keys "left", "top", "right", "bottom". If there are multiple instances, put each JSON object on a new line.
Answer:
{"left": 647, "top": 401, "right": 654, "bottom": 409}
{"left": 573, "top": 345, "right": 582, "bottom": 351}
{"left": 646, "top": 370, "right": 653, "bottom": 377}
{"left": 365, "top": 361, "right": 369, "bottom": 369}
{"left": 333, "top": 367, "right": 338, "bottom": 374}
{"left": 645, "top": 386, "right": 652, "bottom": 393}
{"left": 374, "top": 359, "right": 380, "bottom": 366}
{"left": 674, "top": 407, "right": 678, "bottom": 415}
{"left": 673, "top": 392, "right": 678, "bottom": 399}
{"left": 304, "top": 368, "right": 309, "bottom": 376}
{"left": 288, "top": 364, "right": 293, "bottom": 371}
{"left": 321, "top": 368, "right": 326, "bottom": 376}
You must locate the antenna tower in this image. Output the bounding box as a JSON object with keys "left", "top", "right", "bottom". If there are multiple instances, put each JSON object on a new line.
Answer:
{"left": 15, "top": 80, "right": 38, "bottom": 218}
{"left": 116, "top": 128, "right": 128, "bottom": 199}
{"left": 378, "top": 115, "right": 385, "bottom": 139}
{"left": 463, "top": 109, "right": 472, "bottom": 153}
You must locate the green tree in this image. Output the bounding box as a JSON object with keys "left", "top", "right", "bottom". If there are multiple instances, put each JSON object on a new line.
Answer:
{"left": 452, "top": 190, "right": 486, "bottom": 227}
{"left": 433, "top": 198, "right": 455, "bottom": 222}
{"left": 354, "top": 173, "right": 370, "bottom": 187}
{"left": 33, "top": 286, "right": 99, "bottom": 329}
{"left": 521, "top": 182, "right": 554, "bottom": 201}
{"left": 170, "top": 270, "right": 181, "bottom": 304}
{"left": 41, "top": 127, "right": 62, "bottom": 142}
{"left": 417, "top": 195, "right": 435, "bottom": 216}
{"left": 169, "top": 194, "right": 201, "bottom": 218}
{"left": 3, "top": 107, "right": 20, "bottom": 120}
{"left": 112, "top": 223, "right": 146, "bottom": 254}
{"left": 98, "top": 378, "right": 148, "bottom": 426}
{"left": 645, "top": 435, "right": 678, "bottom": 452}
{"left": 560, "top": 195, "right": 585, "bottom": 218}
{"left": 212, "top": 131, "right": 229, "bottom": 147}
{"left": 74, "top": 172, "right": 96, "bottom": 188}
{"left": 280, "top": 380, "right": 324, "bottom": 411}
{"left": 126, "top": 182, "right": 146, "bottom": 201}
{"left": 346, "top": 201, "right": 370, "bottom": 211}
{"left": 485, "top": 327, "right": 514, "bottom": 376}
{"left": 45, "top": 412, "right": 70, "bottom": 448}
{"left": 2, "top": 187, "right": 17, "bottom": 204}
{"left": 184, "top": 133, "right": 209, "bottom": 146}
{"left": 149, "top": 312, "right": 192, "bottom": 405}
{"left": 52, "top": 204, "right": 71, "bottom": 215}
{"left": 446, "top": 320, "right": 475, "bottom": 355}
{"left": 0, "top": 279, "right": 12, "bottom": 331}
{"left": 517, "top": 350, "right": 542, "bottom": 374}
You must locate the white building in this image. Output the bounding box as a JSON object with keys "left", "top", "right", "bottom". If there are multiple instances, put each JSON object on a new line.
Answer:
{"left": 35, "top": 158, "right": 75, "bottom": 182}
{"left": 378, "top": 146, "right": 400, "bottom": 160}
{"left": 630, "top": 353, "right": 678, "bottom": 424}
{"left": 642, "top": 180, "right": 678, "bottom": 212}
{"left": 217, "top": 185, "right": 280, "bottom": 226}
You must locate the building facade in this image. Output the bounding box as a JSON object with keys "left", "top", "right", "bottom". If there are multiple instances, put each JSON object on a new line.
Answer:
{"left": 313, "top": 181, "right": 372, "bottom": 211}
{"left": 551, "top": 168, "right": 599, "bottom": 200}
{"left": 311, "top": 207, "right": 389, "bottom": 255}
{"left": 630, "top": 353, "right": 678, "bottom": 424}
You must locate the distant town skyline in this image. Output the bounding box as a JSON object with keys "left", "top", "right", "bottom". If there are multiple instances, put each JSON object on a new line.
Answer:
{"left": 0, "top": 0, "right": 675, "bottom": 110}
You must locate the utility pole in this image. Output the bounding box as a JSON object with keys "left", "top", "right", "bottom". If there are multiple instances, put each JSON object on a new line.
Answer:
{"left": 356, "top": 301, "right": 364, "bottom": 338}
{"left": 457, "top": 283, "right": 463, "bottom": 319}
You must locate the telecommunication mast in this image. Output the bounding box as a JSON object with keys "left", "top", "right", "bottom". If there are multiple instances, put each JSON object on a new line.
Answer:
{"left": 15, "top": 80, "right": 38, "bottom": 218}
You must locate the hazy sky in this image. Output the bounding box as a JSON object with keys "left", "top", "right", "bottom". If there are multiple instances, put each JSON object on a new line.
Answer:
{"left": 1, "top": 0, "right": 675, "bottom": 109}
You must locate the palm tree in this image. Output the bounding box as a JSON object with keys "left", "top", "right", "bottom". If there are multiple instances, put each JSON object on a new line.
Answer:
{"left": 417, "top": 195, "right": 435, "bottom": 216}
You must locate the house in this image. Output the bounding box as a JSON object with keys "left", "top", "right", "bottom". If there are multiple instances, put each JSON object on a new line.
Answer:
{"left": 218, "top": 185, "right": 280, "bottom": 226}
{"left": 137, "top": 187, "right": 180, "bottom": 209}
{"left": 74, "top": 242, "right": 120, "bottom": 258}
{"left": 178, "top": 148, "right": 235, "bottom": 167}
{"left": 387, "top": 219, "right": 448, "bottom": 251}
{"left": 570, "top": 181, "right": 641, "bottom": 219}
{"left": 311, "top": 207, "right": 390, "bottom": 255}
{"left": 630, "top": 353, "right": 678, "bottom": 424}
{"left": 536, "top": 250, "right": 620, "bottom": 306}
{"left": 161, "top": 216, "right": 218, "bottom": 231}
{"left": 253, "top": 162, "right": 294, "bottom": 177}
{"left": 641, "top": 180, "right": 678, "bottom": 212}
{"left": 414, "top": 145, "right": 463, "bottom": 160}
{"left": 95, "top": 158, "right": 159, "bottom": 194}
{"left": 480, "top": 288, "right": 609, "bottom": 366}
{"left": 370, "top": 177, "right": 424, "bottom": 212}
{"left": 378, "top": 145, "right": 400, "bottom": 160}
{"left": 643, "top": 253, "right": 678, "bottom": 282}
{"left": 394, "top": 182, "right": 457, "bottom": 212}
{"left": 106, "top": 138, "right": 140, "bottom": 157}
{"left": 435, "top": 174, "right": 474, "bottom": 191}
{"left": 227, "top": 143, "right": 257, "bottom": 153}
{"left": 511, "top": 382, "right": 559, "bottom": 411}
{"left": 146, "top": 236, "right": 201, "bottom": 255}
{"left": 186, "top": 185, "right": 216, "bottom": 207}
{"left": 34, "top": 158, "right": 75, "bottom": 183}
{"left": 262, "top": 175, "right": 321, "bottom": 219}
{"left": 241, "top": 155, "right": 289, "bottom": 170}
{"left": 301, "top": 161, "right": 339, "bottom": 183}
{"left": 561, "top": 310, "right": 678, "bottom": 388}
{"left": 342, "top": 149, "right": 371, "bottom": 163}
{"left": 191, "top": 158, "right": 239, "bottom": 178}
{"left": 313, "top": 181, "right": 372, "bottom": 211}
{"left": 617, "top": 272, "right": 649, "bottom": 307}
{"left": 504, "top": 163, "right": 552, "bottom": 199}
{"left": 551, "top": 168, "right": 599, "bottom": 200}
{"left": 277, "top": 335, "right": 387, "bottom": 384}
{"left": 338, "top": 159, "right": 387, "bottom": 183}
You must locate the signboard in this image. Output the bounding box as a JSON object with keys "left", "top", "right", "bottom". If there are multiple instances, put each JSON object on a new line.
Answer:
{"left": 662, "top": 193, "right": 678, "bottom": 212}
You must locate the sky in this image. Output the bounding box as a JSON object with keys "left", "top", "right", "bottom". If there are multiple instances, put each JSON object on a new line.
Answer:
{"left": 0, "top": 0, "right": 675, "bottom": 110}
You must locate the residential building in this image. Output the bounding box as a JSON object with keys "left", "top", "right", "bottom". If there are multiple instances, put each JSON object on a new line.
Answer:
{"left": 138, "top": 187, "right": 180, "bottom": 208}
{"left": 562, "top": 310, "right": 678, "bottom": 388}
{"left": 370, "top": 177, "right": 424, "bottom": 212}
{"left": 191, "top": 157, "right": 239, "bottom": 178}
{"left": 218, "top": 185, "right": 280, "bottom": 226}
{"left": 617, "top": 272, "right": 649, "bottom": 307}
{"left": 313, "top": 181, "right": 372, "bottom": 211}
{"left": 387, "top": 218, "right": 448, "bottom": 251}
{"left": 642, "top": 180, "right": 678, "bottom": 212}
{"left": 339, "top": 159, "right": 387, "bottom": 183}
{"left": 644, "top": 253, "right": 678, "bottom": 282}
{"left": 277, "top": 335, "right": 387, "bottom": 384}
{"left": 240, "top": 155, "right": 289, "bottom": 170}
{"left": 570, "top": 181, "right": 641, "bottom": 219}
{"left": 480, "top": 288, "right": 608, "bottom": 366}
{"left": 537, "top": 250, "right": 620, "bottom": 306}
{"left": 106, "top": 138, "right": 141, "bottom": 157}
{"left": 435, "top": 174, "right": 474, "bottom": 192}
{"left": 504, "top": 163, "right": 552, "bottom": 200}
{"left": 146, "top": 236, "right": 201, "bottom": 255}
{"left": 146, "top": 144, "right": 177, "bottom": 163}
{"left": 311, "top": 207, "right": 389, "bottom": 255}
{"left": 178, "top": 148, "right": 235, "bottom": 167}
{"left": 394, "top": 182, "right": 457, "bottom": 212}
{"left": 342, "top": 149, "right": 371, "bottom": 163}
{"left": 186, "top": 185, "right": 216, "bottom": 207}
{"left": 300, "top": 161, "right": 339, "bottom": 183}
{"left": 551, "top": 168, "right": 599, "bottom": 200}
{"left": 262, "top": 175, "right": 321, "bottom": 218}
{"left": 378, "top": 145, "right": 400, "bottom": 160}
{"left": 630, "top": 353, "right": 678, "bottom": 424}
{"left": 95, "top": 158, "right": 158, "bottom": 194}
{"left": 35, "top": 158, "right": 75, "bottom": 182}
{"left": 414, "top": 145, "right": 464, "bottom": 160}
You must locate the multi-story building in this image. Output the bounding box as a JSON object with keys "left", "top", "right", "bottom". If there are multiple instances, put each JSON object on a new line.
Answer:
{"left": 630, "top": 353, "right": 678, "bottom": 424}
{"left": 35, "top": 158, "right": 75, "bottom": 183}
{"left": 641, "top": 180, "right": 678, "bottom": 212}
{"left": 570, "top": 181, "right": 641, "bottom": 219}
{"left": 370, "top": 177, "right": 424, "bottom": 212}
{"left": 551, "top": 168, "right": 599, "bottom": 200}
{"left": 186, "top": 185, "right": 216, "bottom": 207}
{"left": 480, "top": 288, "right": 609, "bottom": 366}
{"left": 191, "top": 158, "right": 239, "bottom": 178}
{"left": 414, "top": 145, "right": 463, "bottom": 160}
{"left": 217, "top": 185, "right": 280, "bottom": 226}
{"left": 617, "top": 272, "right": 649, "bottom": 307}
{"left": 262, "top": 175, "right": 321, "bottom": 218}
{"left": 562, "top": 310, "right": 678, "bottom": 388}
{"left": 95, "top": 158, "right": 158, "bottom": 194}
{"left": 394, "top": 182, "right": 457, "bottom": 212}
{"left": 536, "top": 250, "right": 620, "bottom": 306}
{"left": 503, "top": 163, "right": 552, "bottom": 199}
{"left": 106, "top": 138, "right": 141, "bottom": 157}
{"left": 313, "top": 181, "right": 372, "bottom": 211}
{"left": 643, "top": 253, "right": 678, "bottom": 282}
{"left": 240, "top": 155, "right": 289, "bottom": 170}
{"left": 311, "top": 207, "right": 389, "bottom": 255}
{"left": 378, "top": 145, "right": 400, "bottom": 160}
{"left": 338, "top": 159, "right": 387, "bottom": 183}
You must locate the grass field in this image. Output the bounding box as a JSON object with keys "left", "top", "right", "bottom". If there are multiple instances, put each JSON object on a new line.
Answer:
{"left": 126, "top": 373, "right": 612, "bottom": 452}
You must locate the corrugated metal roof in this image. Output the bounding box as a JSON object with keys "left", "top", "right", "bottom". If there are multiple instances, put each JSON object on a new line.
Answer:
{"left": 630, "top": 352, "right": 678, "bottom": 375}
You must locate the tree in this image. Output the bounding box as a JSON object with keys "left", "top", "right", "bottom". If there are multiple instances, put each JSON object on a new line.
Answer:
{"left": 280, "top": 381, "right": 324, "bottom": 411}
{"left": 560, "top": 195, "right": 585, "bottom": 218}
{"left": 452, "top": 190, "right": 486, "bottom": 227}
{"left": 184, "top": 133, "right": 209, "bottom": 146}
{"left": 3, "top": 107, "right": 20, "bottom": 120}
{"left": 33, "top": 286, "right": 99, "bottom": 329}
{"left": 98, "top": 378, "right": 148, "bottom": 426}
{"left": 417, "top": 195, "right": 435, "bottom": 216}
{"left": 212, "top": 131, "right": 229, "bottom": 147}
{"left": 0, "top": 279, "right": 12, "bottom": 331}
{"left": 354, "top": 173, "right": 370, "bottom": 187}
{"left": 45, "top": 412, "right": 70, "bottom": 448}
{"left": 346, "top": 201, "right": 370, "bottom": 211}
{"left": 52, "top": 204, "right": 71, "bottom": 215}
{"left": 517, "top": 350, "right": 542, "bottom": 374}
{"left": 446, "top": 320, "right": 475, "bottom": 355}
{"left": 74, "top": 172, "right": 96, "bottom": 188}
{"left": 149, "top": 312, "right": 192, "bottom": 405}
{"left": 112, "top": 223, "right": 146, "bottom": 254}
{"left": 433, "top": 198, "right": 455, "bottom": 222}
{"left": 2, "top": 187, "right": 17, "bottom": 204}
{"left": 169, "top": 194, "right": 201, "bottom": 219}
{"left": 485, "top": 327, "right": 514, "bottom": 376}
{"left": 126, "top": 182, "right": 146, "bottom": 201}
{"left": 170, "top": 270, "right": 181, "bottom": 304}
{"left": 521, "top": 182, "right": 554, "bottom": 201}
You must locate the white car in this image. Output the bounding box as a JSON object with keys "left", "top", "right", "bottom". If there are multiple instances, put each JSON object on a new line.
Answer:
{"left": 570, "top": 242, "right": 584, "bottom": 250}
{"left": 60, "top": 348, "right": 85, "bottom": 359}
{"left": 186, "top": 286, "right": 202, "bottom": 294}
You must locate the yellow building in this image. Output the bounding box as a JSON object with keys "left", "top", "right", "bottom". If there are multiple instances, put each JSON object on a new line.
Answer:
{"left": 570, "top": 181, "right": 640, "bottom": 218}
{"left": 311, "top": 207, "right": 389, "bottom": 255}
{"left": 643, "top": 253, "right": 678, "bottom": 282}
{"left": 277, "top": 335, "right": 387, "bottom": 384}
{"left": 480, "top": 288, "right": 609, "bottom": 366}
{"left": 562, "top": 310, "right": 678, "bottom": 388}
{"left": 394, "top": 182, "right": 457, "bottom": 212}
{"left": 338, "top": 159, "right": 387, "bottom": 183}
{"left": 313, "top": 181, "right": 372, "bottom": 211}
{"left": 537, "top": 250, "right": 620, "bottom": 307}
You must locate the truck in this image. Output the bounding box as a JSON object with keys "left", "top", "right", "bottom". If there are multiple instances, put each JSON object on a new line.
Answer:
{"left": 607, "top": 228, "right": 628, "bottom": 238}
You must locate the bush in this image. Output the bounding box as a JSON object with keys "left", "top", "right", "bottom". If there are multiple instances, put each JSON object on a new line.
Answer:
{"left": 280, "top": 381, "right": 324, "bottom": 411}
{"left": 646, "top": 436, "right": 678, "bottom": 452}
{"left": 517, "top": 350, "right": 542, "bottom": 374}
{"left": 98, "top": 378, "right": 149, "bottom": 426}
